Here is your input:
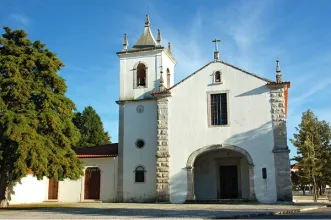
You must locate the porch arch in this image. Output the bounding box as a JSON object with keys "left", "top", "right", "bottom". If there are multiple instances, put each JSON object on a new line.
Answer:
{"left": 186, "top": 144, "right": 256, "bottom": 201}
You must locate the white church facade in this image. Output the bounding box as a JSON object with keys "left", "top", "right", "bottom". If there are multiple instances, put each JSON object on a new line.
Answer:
{"left": 7, "top": 15, "right": 292, "bottom": 204}
{"left": 116, "top": 15, "right": 292, "bottom": 204}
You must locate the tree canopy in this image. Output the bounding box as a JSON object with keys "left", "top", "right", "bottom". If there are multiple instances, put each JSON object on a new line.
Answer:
{"left": 73, "top": 106, "right": 111, "bottom": 148}
{"left": 291, "top": 109, "right": 331, "bottom": 201}
{"left": 0, "top": 27, "right": 83, "bottom": 206}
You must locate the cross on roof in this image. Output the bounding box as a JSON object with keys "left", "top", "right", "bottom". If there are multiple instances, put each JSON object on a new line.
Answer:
{"left": 212, "top": 39, "right": 221, "bottom": 52}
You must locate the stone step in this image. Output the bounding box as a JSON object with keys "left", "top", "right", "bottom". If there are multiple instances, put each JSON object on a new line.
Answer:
{"left": 185, "top": 199, "right": 253, "bottom": 204}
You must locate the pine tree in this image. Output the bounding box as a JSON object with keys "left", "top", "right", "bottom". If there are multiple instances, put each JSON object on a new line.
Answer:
{"left": 291, "top": 110, "right": 331, "bottom": 202}
{"left": 73, "top": 106, "right": 111, "bottom": 147}
{"left": 317, "top": 120, "right": 331, "bottom": 195}
{"left": 0, "top": 27, "right": 83, "bottom": 207}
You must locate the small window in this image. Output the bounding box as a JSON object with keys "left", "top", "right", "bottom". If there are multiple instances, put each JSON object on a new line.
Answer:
{"left": 167, "top": 68, "right": 170, "bottom": 88}
{"left": 210, "top": 93, "right": 228, "bottom": 125}
{"left": 135, "top": 166, "right": 145, "bottom": 182}
{"left": 214, "top": 71, "right": 221, "bottom": 83}
{"left": 135, "top": 139, "right": 145, "bottom": 149}
{"left": 137, "top": 63, "right": 146, "bottom": 87}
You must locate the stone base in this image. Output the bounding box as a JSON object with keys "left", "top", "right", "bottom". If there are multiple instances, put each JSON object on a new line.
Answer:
{"left": 273, "top": 150, "right": 293, "bottom": 201}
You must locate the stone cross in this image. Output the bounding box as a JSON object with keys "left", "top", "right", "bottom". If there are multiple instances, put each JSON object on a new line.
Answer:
{"left": 212, "top": 39, "right": 221, "bottom": 61}
{"left": 212, "top": 39, "right": 221, "bottom": 52}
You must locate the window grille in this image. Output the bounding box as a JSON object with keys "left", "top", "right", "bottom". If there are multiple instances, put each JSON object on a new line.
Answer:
{"left": 210, "top": 93, "right": 228, "bottom": 125}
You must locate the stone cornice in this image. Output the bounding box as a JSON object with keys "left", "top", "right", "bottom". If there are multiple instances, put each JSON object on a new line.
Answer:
{"left": 116, "top": 48, "right": 177, "bottom": 65}
{"left": 115, "top": 98, "right": 155, "bottom": 105}
{"left": 267, "top": 82, "right": 291, "bottom": 89}
{"left": 272, "top": 148, "right": 290, "bottom": 153}
{"left": 150, "top": 91, "right": 172, "bottom": 98}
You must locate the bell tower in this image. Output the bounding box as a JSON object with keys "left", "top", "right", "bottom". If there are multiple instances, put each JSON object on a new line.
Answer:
{"left": 116, "top": 15, "right": 177, "bottom": 101}
{"left": 116, "top": 15, "right": 177, "bottom": 203}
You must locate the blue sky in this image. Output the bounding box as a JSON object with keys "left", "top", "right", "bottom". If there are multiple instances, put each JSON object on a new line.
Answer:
{"left": 1, "top": 0, "right": 331, "bottom": 159}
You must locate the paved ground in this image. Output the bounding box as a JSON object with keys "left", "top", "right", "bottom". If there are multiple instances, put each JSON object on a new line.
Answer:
{"left": 248, "top": 206, "right": 331, "bottom": 219}
{"left": 0, "top": 202, "right": 328, "bottom": 219}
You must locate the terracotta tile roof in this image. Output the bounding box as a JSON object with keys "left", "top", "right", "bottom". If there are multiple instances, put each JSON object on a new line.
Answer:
{"left": 266, "top": 81, "right": 291, "bottom": 87}
{"left": 150, "top": 90, "right": 171, "bottom": 96}
{"left": 291, "top": 164, "right": 298, "bottom": 169}
{"left": 75, "top": 143, "right": 118, "bottom": 158}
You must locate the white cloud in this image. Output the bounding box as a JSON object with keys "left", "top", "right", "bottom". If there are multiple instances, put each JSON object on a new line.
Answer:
{"left": 290, "top": 77, "right": 331, "bottom": 105}
{"left": 157, "top": 12, "right": 210, "bottom": 82}
{"left": 10, "top": 13, "right": 30, "bottom": 26}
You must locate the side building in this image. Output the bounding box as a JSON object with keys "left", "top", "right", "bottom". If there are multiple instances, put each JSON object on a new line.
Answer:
{"left": 8, "top": 144, "right": 118, "bottom": 204}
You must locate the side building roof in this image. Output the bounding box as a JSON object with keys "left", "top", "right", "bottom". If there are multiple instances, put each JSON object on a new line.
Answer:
{"left": 75, "top": 143, "right": 118, "bottom": 158}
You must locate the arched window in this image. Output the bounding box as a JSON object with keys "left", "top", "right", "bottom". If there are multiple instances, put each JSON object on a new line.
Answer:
{"left": 166, "top": 68, "right": 170, "bottom": 88}
{"left": 214, "top": 71, "right": 221, "bottom": 83}
{"left": 137, "top": 63, "right": 146, "bottom": 87}
{"left": 135, "top": 166, "right": 145, "bottom": 183}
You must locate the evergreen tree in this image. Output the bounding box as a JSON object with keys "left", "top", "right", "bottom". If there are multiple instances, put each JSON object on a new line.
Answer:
{"left": 73, "top": 106, "right": 111, "bottom": 147}
{"left": 291, "top": 110, "right": 331, "bottom": 202}
{"left": 317, "top": 120, "right": 331, "bottom": 194}
{"left": 0, "top": 27, "right": 83, "bottom": 207}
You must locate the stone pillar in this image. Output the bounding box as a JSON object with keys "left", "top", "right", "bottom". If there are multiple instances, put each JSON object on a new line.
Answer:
{"left": 116, "top": 101, "right": 125, "bottom": 202}
{"left": 186, "top": 167, "right": 195, "bottom": 201}
{"left": 248, "top": 165, "right": 256, "bottom": 200}
{"left": 155, "top": 96, "right": 170, "bottom": 202}
{"left": 273, "top": 148, "right": 292, "bottom": 201}
{"left": 269, "top": 84, "right": 293, "bottom": 201}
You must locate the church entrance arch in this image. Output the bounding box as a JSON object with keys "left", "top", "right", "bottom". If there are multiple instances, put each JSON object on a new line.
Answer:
{"left": 186, "top": 144, "right": 256, "bottom": 201}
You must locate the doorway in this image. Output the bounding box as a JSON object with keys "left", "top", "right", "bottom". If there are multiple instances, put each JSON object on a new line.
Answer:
{"left": 219, "top": 165, "right": 238, "bottom": 199}
{"left": 48, "top": 178, "right": 59, "bottom": 200}
{"left": 84, "top": 167, "right": 101, "bottom": 200}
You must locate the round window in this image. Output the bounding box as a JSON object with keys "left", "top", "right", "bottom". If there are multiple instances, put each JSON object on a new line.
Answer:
{"left": 135, "top": 139, "right": 145, "bottom": 149}
{"left": 136, "top": 105, "right": 144, "bottom": 113}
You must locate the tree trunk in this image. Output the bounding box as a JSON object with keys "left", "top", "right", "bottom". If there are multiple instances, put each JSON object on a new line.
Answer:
{"left": 0, "top": 170, "right": 8, "bottom": 208}
{"left": 312, "top": 171, "right": 318, "bottom": 202}
{"left": 302, "top": 186, "right": 305, "bottom": 195}
{"left": 313, "top": 180, "right": 317, "bottom": 202}
{"left": 320, "top": 185, "right": 325, "bottom": 195}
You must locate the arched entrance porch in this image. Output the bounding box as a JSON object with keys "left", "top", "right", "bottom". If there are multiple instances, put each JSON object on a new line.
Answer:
{"left": 186, "top": 144, "right": 256, "bottom": 201}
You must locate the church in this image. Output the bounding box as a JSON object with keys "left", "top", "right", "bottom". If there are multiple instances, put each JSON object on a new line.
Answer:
{"left": 7, "top": 15, "right": 292, "bottom": 204}
{"left": 115, "top": 14, "right": 292, "bottom": 204}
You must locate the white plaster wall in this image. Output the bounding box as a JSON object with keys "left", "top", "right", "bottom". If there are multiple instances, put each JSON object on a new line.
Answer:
{"left": 8, "top": 157, "right": 117, "bottom": 204}
{"left": 58, "top": 178, "right": 82, "bottom": 202}
{"left": 58, "top": 157, "right": 117, "bottom": 202}
{"left": 194, "top": 150, "right": 249, "bottom": 200}
{"left": 161, "top": 51, "right": 175, "bottom": 88}
{"left": 118, "top": 50, "right": 176, "bottom": 101}
{"left": 122, "top": 100, "right": 157, "bottom": 202}
{"left": 82, "top": 157, "right": 118, "bottom": 202}
{"left": 168, "top": 62, "right": 277, "bottom": 203}
{"left": 9, "top": 175, "right": 47, "bottom": 204}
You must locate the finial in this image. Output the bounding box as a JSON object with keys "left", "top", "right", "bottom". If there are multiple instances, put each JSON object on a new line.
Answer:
{"left": 159, "top": 67, "right": 165, "bottom": 92}
{"left": 122, "top": 33, "right": 128, "bottom": 51}
{"left": 212, "top": 39, "right": 221, "bottom": 61}
{"left": 157, "top": 29, "right": 162, "bottom": 46}
{"left": 168, "top": 42, "right": 172, "bottom": 54}
{"left": 145, "top": 14, "right": 150, "bottom": 27}
{"left": 276, "top": 60, "right": 283, "bottom": 83}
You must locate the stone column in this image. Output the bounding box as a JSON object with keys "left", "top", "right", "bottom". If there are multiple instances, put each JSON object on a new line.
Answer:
{"left": 155, "top": 95, "right": 170, "bottom": 202}
{"left": 186, "top": 167, "right": 195, "bottom": 201}
{"left": 116, "top": 101, "right": 125, "bottom": 202}
{"left": 269, "top": 84, "right": 293, "bottom": 201}
{"left": 248, "top": 165, "right": 256, "bottom": 200}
